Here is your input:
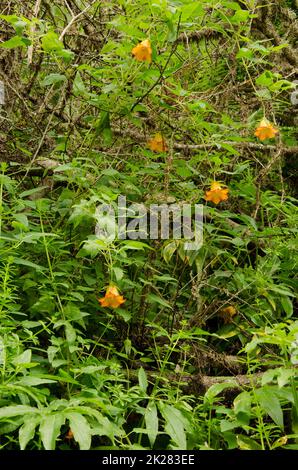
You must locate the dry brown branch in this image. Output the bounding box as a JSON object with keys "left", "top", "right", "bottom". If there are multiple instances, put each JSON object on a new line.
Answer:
{"left": 112, "top": 128, "right": 298, "bottom": 155}
{"left": 128, "top": 368, "right": 291, "bottom": 393}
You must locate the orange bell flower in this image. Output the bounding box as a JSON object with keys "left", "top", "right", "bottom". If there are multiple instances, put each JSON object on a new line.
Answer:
{"left": 204, "top": 181, "right": 229, "bottom": 205}
{"left": 98, "top": 285, "right": 125, "bottom": 309}
{"left": 219, "top": 305, "right": 237, "bottom": 324}
{"left": 254, "top": 118, "right": 278, "bottom": 141}
{"left": 132, "top": 39, "right": 152, "bottom": 63}
{"left": 147, "top": 133, "right": 168, "bottom": 152}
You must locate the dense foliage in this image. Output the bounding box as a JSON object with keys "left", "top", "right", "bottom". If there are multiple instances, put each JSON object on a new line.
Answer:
{"left": 0, "top": 0, "right": 297, "bottom": 450}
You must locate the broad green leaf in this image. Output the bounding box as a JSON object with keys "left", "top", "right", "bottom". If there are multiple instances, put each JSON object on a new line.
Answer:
{"left": 41, "top": 31, "right": 63, "bottom": 51}
{"left": 120, "top": 240, "right": 152, "bottom": 251}
{"left": 138, "top": 367, "right": 148, "bottom": 393}
{"left": 42, "top": 73, "right": 67, "bottom": 87}
{"left": 65, "top": 412, "right": 91, "bottom": 450}
{"left": 158, "top": 403, "right": 187, "bottom": 449}
{"left": 230, "top": 9, "right": 251, "bottom": 24}
{"left": 19, "top": 417, "right": 40, "bottom": 450}
{"left": 73, "top": 71, "right": 89, "bottom": 97}
{"left": 0, "top": 405, "right": 38, "bottom": 419}
{"left": 112, "top": 266, "right": 124, "bottom": 281}
{"left": 269, "top": 285, "right": 295, "bottom": 297}
{"left": 179, "top": 2, "right": 203, "bottom": 22}
{"left": 280, "top": 296, "right": 293, "bottom": 317}
{"left": 147, "top": 293, "right": 172, "bottom": 309}
{"left": 163, "top": 240, "right": 178, "bottom": 263}
{"left": 237, "top": 434, "right": 262, "bottom": 450}
{"left": 277, "top": 369, "right": 295, "bottom": 388}
{"left": 16, "top": 377, "right": 56, "bottom": 386}
{"left": 13, "top": 349, "right": 32, "bottom": 365}
{"left": 65, "top": 322, "right": 76, "bottom": 345}
{"left": 0, "top": 36, "right": 28, "bottom": 48}
{"left": 13, "top": 258, "right": 46, "bottom": 271}
{"left": 39, "top": 414, "right": 65, "bottom": 450}
{"left": 255, "top": 386, "right": 284, "bottom": 428}
{"left": 145, "top": 401, "right": 158, "bottom": 447}
{"left": 261, "top": 369, "right": 277, "bottom": 386}
{"left": 233, "top": 391, "right": 251, "bottom": 425}
{"left": 204, "top": 382, "right": 236, "bottom": 403}
{"left": 91, "top": 415, "right": 124, "bottom": 442}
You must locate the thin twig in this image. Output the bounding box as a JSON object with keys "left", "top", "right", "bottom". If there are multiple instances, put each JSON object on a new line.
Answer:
{"left": 27, "top": 0, "right": 42, "bottom": 65}
{"left": 59, "top": 1, "right": 97, "bottom": 42}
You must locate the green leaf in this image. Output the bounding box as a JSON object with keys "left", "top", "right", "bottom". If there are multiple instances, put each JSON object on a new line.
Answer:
{"left": 73, "top": 71, "right": 89, "bottom": 97}
{"left": 39, "top": 414, "right": 65, "bottom": 450}
{"left": 256, "top": 71, "right": 273, "bottom": 87}
{"left": 237, "top": 434, "right": 262, "bottom": 450}
{"left": 138, "top": 367, "right": 148, "bottom": 393}
{"left": 112, "top": 266, "right": 124, "bottom": 281}
{"left": 280, "top": 296, "right": 293, "bottom": 318}
{"left": 13, "top": 258, "right": 45, "bottom": 271}
{"left": 163, "top": 240, "right": 178, "bottom": 263}
{"left": 204, "top": 382, "right": 236, "bottom": 403}
{"left": 41, "top": 31, "right": 63, "bottom": 52}
{"left": 0, "top": 337, "right": 4, "bottom": 365}
{"left": 255, "top": 386, "right": 284, "bottom": 428}
{"left": 16, "top": 377, "right": 56, "bottom": 386}
{"left": 230, "top": 9, "right": 251, "bottom": 24}
{"left": 233, "top": 391, "right": 251, "bottom": 425}
{"left": 269, "top": 285, "right": 295, "bottom": 297}
{"left": 145, "top": 401, "right": 158, "bottom": 447}
{"left": 0, "top": 36, "right": 29, "bottom": 48}
{"left": 147, "top": 293, "right": 172, "bottom": 309}
{"left": 158, "top": 403, "right": 187, "bottom": 449}
{"left": 0, "top": 405, "right": 38, "bottom": 419}
{"left": 41, "top": 73, "right": 67, "bottom": 87}
{"left": 65, "top": 322, "right": 77, "bottom": 345}
{"left": 19, "top": 416, "right": 40, "bottom": 450}
{"left": 65, "top": 412, "right": 91, "bottom": 450}
{"left": 179, "top": 2, "right": 203, "bottom": 22}
{"left": 91, "top": 415, "right": 124, "bottom": 441}
{"left": 277, "top": 368, "right": 295, "bottom": 388}
{"left": 13, "top": 349, "right": 32, "bottom": 365}
{"left": 120, "top": 240, "right": 152, "bottom": 251}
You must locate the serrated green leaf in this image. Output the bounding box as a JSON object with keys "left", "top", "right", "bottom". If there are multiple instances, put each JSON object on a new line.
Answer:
{"left": 65, "top": 412, "right": 91, "bottom": 450}
{"left": 0, "top": 405, "right": 38, "bottom": 419}
{"left": 256, "top": 386, "right": 284, "bottom": 428}
{"left": 19, "top": 416, "right": 40, "bottom": 450}
{"left": 158, "top": 403, "right": 187, "bottom": 449}
{"left": 39, "top": 414, "right": 65, "bottom": 450}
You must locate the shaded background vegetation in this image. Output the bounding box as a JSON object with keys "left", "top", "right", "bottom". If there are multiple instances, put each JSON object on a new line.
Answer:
{"left": 0, "top": 0, "right": 297, "bottom": 450}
